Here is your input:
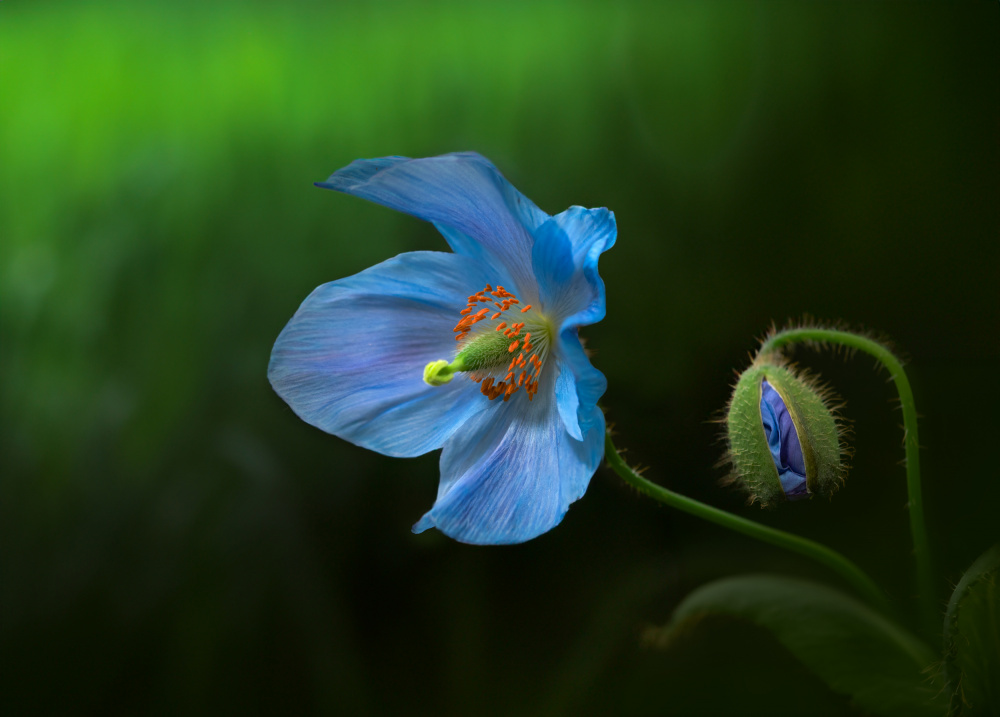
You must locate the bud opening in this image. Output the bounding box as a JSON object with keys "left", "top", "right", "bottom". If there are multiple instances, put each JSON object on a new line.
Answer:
{"left": 760, "top": 380, "right": 808, "bottom": 500}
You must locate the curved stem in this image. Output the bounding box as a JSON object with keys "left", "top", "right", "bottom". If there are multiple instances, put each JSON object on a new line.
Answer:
{"left": 757, "top": 327, "right": 935, "bottom": 634}
{"left": 605, "top": 432, "right": 891, "bottom": 614}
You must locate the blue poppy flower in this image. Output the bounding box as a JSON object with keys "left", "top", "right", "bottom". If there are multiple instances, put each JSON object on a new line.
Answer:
{"left": 268, "top": 152, "right": 615, "bottom": 544}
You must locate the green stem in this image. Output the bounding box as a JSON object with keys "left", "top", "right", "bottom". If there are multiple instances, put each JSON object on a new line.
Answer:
{"left": 605, "top": 432, "right": 890, "bottom": 613}
{"left": 757, "top": 327, "right": 935, "bottom": 634}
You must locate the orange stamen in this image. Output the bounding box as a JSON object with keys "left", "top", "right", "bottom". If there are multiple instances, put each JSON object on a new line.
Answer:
{"left": 449, "top": 283, "right": 549, "bottom": 403}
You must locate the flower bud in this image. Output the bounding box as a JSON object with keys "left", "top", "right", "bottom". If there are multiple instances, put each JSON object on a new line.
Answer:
{"left": 724, "top": 361, "right": 845, "bottom": 505}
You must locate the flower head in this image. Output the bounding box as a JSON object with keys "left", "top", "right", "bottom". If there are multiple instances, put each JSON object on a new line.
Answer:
{"left": 268, "top": 153, "right": 615, "bottom": 544}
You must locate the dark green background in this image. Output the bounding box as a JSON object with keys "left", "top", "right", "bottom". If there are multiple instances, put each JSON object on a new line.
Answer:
{"left": 2, "top": 2, "right": 997, "bottom": 715}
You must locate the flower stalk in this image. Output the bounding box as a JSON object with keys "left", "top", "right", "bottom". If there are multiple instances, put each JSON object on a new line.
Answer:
{"left": 604, "top": 431, "right": 891, "bottom": 614}
{"left": 757, "top": 327, "right": 935, "bottom": 636}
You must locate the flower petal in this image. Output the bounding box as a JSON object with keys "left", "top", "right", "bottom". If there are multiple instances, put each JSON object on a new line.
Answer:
{"left": 553, "top": 205, "right": 618, "bottom": 273}
{"left": 530, "top": 206, "right": 615, "bottom": 438}
{"left": 268, "top": 251, "right": 491, "bottom": 458}
{"left": 412, "top": 375, "right": 605, "bottom": 544}
{"left": 530, "top": 217, "right": 578, "bottom": 318}
{"left": 551, "top": 206, "right": 617, "bottom": 327}
{"left": 556, "top": 330, "right": 608, "bottom": 434}
{"left": 316, "top": 153, "right": 548, "bottom": 296}
{"left": 554, "top": 360, "right": 583, "bottom": 441}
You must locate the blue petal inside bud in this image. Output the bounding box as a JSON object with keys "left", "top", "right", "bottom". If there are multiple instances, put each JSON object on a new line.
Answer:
{"left": 760, "top": 380, "right": 808, "bottom": 500}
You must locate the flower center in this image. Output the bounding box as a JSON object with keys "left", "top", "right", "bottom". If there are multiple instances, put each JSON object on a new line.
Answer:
{"left": 423, "top": 284, "right": 552, "bottom": 401}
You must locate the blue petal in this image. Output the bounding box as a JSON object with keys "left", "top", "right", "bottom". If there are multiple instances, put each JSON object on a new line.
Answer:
{"left": 530, "top": 217, "right": 578, "bottom": 317}
{"left": 268, "top": 251, "right": 491, "bottom": 458}
{"left": 551, "top": 206, "right": 616, "bottom": 328}
{"left": 556, "top": 331, "right": 608, "bottom": 434}
{"left": 316, "top": 153, "right": 548, "bottom": 296}
{"left": 760, "top": 380, "right": 808, "bottom": 499}
{"left": 530, "top": 207, "right": 615, "bottom": 438}
{"left": 554, "top": 360, "right": 583, "bottom": 441}
{"left": 412, "top": 374, "right": 605, "bottom": 544}
{"left": 553, "top": 205, "right": 618, "bottom": 277}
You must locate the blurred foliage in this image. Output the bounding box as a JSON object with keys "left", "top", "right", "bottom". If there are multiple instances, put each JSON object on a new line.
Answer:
{"left": 651, "top": 575, "right": 944, "bottom": 716}
{"left": 944, "top": 545, "right": 1000, "bottom": 716}
{"left": 1, "top": 1, "right": 997, "bottom": 715}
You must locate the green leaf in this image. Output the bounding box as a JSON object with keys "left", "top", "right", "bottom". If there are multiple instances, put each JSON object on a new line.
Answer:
{"left": 944, "top": 545, "right": 1000, "bottom": 716}
{"left": 650, "top": 575, "right": 944, "bottom": 717}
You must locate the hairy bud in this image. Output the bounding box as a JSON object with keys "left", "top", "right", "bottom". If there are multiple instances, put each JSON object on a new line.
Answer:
{"left": 724, "top": 360, "right": 846, "bottom": 506}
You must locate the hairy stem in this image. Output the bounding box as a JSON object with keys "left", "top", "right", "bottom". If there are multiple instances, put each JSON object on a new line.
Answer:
{"left": 757, "top": 327, "right": 935, "bottom": 635}
{"left": 605, "top": 431, "right": 890, "bottom": 614}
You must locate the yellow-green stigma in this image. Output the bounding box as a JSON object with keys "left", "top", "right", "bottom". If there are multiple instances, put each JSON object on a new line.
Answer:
{"left": 422, "top": 284, "right": 553, "bottom": 402}
{"left": 423, "top": 358, "right": 464, "bottom": 386}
